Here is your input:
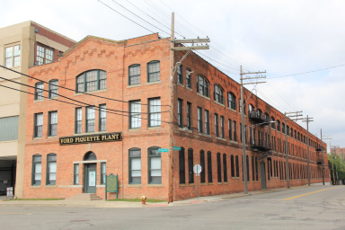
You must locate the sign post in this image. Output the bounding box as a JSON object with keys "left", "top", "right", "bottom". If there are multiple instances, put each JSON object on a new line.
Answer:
{"left": 193, "top": 164, "right": 202, "bottom": 198}
{"left": 105, "top": 174, "right": 118, "bottom": 200}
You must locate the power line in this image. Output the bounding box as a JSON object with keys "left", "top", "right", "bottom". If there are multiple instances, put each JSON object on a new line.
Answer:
{"left": 0, "top": 64, "right": 169, "bottom": 107}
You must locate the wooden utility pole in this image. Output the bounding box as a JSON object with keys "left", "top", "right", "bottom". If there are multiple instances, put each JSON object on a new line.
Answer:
{"left": 302, "top": 116, "right": 314, "bottom": 186}
{"left": 285, "top": 111, "right": 303, "bottom": 188}
{"left": 168, "top": 13, "right": 210, "bottom": 203}
{"left": 240, "top": 66, "right": 266, "bottom": 194}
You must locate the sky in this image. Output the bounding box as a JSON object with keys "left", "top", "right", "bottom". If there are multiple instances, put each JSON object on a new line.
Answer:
{"left": 2, "top": 0, "right": 344, "bottom": 151}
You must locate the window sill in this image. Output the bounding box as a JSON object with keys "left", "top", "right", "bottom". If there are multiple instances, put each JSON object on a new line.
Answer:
{"left": 74, "top": 89, "right": 107, "bottom": 96}
{"left": 30, "top": 185, "right": 41, "bottom": 188}
{"left": 214, "top": 101, "right": 225, "bottom": 107}
{"left": 178, "top": 127, "right": 192, "bottom": 132}
{"left": 73, "top": 131, "right": 107, "bottom": 136}
{"left": 231, "top": 177, "right": 240, "bottom": 179}
{"left": 127, "top": 84, "right": 142, "bottom": 88}
{"left": 177, "top": 82, "right": 184, "bottom": 87}
{"left": 146, "top": 81, "right": 161, "bottom": 85}
{"left": 228, "top": 108, "right": 237, "bottom": 113}
{"left": 33, "top": 137, "right": 43, "bottom": 140}
{"left": 128, "top": 184, "right": 142, "bottom": 187}
{"left": 45, "top": 185, "right": 56, "bottom": 188}
{"left": 196, "top": 93, "right": 210, "bottom": 100}
{"left": 148, "top": 126, "right": 161, "bottom": 130}
{"left": 129, "top": 128, "right": 141, "bottom": 131}
{"left": 179, "top": 184, "right": 186, "bottom": 187}
{"left": 186, "top": 87, "right": 193, "bottom": 91}
{"left": 216, "top": 137, "right": 226, "bottom": 141}
{"left": 147, "top": 184, "right": 163, "bottom": 187}
{"left": 198, "top": 133, "right": 211, "bottom": 137}
{"left": 48, "top": 136, "right": 57, "bottom": 139}
{"left": 34, "top": 99, "right": 44, "bottom": 102}
{"left": 47, "top": 97, "right": 58, "bottom": 100}
{"left": 96, "top": 185, "right": 105, "bottom": 187}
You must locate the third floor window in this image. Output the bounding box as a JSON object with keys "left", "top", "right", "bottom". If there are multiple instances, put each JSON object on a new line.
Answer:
{"left": 76, "top": 70, "right": 107, "bottom": 93}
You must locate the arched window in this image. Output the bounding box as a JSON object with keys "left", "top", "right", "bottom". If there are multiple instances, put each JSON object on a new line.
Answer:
{"left": 197, "top": 75, "right": 209, "bottom": 97}
{"left": 188, "top": 148, "right": 194, "bottom": 183}
{"left": 32, "top": 154, "right": 42, "bottom": 185}
{"left": 179, "top": 147, "right": 185, "bottom": 184}
{"left": 286, "top": 125, "right": 290, "bottom": 135}
{"left": 282, "top": 122, "right": 285, "bottom": 134}
{"left": 230, "top": 155, "right": 235, "bottom": 177}
{"left": 271, "top": 117, "right": 275, "bottom": 129}
{"left": 46, "top": 153, "right": 57, "bottom": 185}
{"left": 223, "top": 153, "right": 227, "bottom": 182}
{"left": 214, "top": 84, "right": 224, "bottom": 104}
{"left": 128, "top": 64, "right": 140, "bottom": 85}
{"left": 207, "top": 151, "right": 212, "bottom": 183}
{"left": 290, "top": 128, "right": 293, "bottom": 137}
{"left": 277, "top": 120, "right": 281, "bottom": 131}
{"left": 35, "top": 82, "right": 44, "bottom": 100}
{"left": 264, "top": 113, "right": 269, "bottom": 122}
{"left": 248, "top": 104, "right": 255, "bottom": 114}
{"left": 217, "top": 153, "right": 222, "bottom": 182}
{"left": 257, "top": 109, "right": 262, "bottom": 117}
{"left": 147, "top": 60, "right": 160, "bottom": 82}
{"left": 129, "top": 148, "right": 141, "bottom": 184}
{"left": 83, "top": 151, "right": 97, "bottom": 161}
{"left": 228, "top": 92, "right": 236, "bottom": 110}
{"left": 76, "top": 69, "right": 106, "bottom": 93}
{"left": 238, "top": 98, "right": 246, "bottom": 114}
{"left": 186, "top": 67, "right": 192, "bottom": 88}
{"left": 148, "top": 146, "right": 161, "bottom": 184}
{"left": 49, "top": 79, "right": 58, "bottom": 98}
{"left": 200, "top": 150, "right": 205, "bottom": 183}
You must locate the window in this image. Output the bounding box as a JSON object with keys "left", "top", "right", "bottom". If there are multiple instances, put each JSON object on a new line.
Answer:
{"left": 271, "top": 117, "right": 275, "bottom": 129}
{"left": 186, "top": 68, "right": 192, "bottom": 88}
{"left": 179, "top": 147, "right": 185, "bottom": 184}
{"left": 214, "top": 85, "right": 224, "bottom": 104}
{"left": 74, "top": 164, "right": 79, "bottom": 185}
{"left": 100, "top": 162, "right": 106, "bottom": 185}
{"left": 0, "top": 116, "right": 19, "bottom": 142}
{"left": 35, "top": 82, "right": 44, "bottom": 100}
{"left": 205, "top": 110, "right": 210, "bottom": 135}
{"left": 86, "top": 106, "right": 95, "bottom": 132}
{"left": 223, "top": 154, "right": 227, "bottom": 182}
{"left": 200, "top": 150, "right": 206, "bottom": 183}
{"left": 46, "top": 153, "right": 56, "bottom": 185}
{"left": 217, "top": 153, "right": 222, "bottom": 182}
{"left": 264, "top": 113, "right": 269, "bottom": 122}
{"left": 48, "top": 111, "right": 58, "bottom": 136}
{"left": 5, "top": 44, "right": 20, "bottom": 67}
{"left": 197, "top": 107, "right": 203, "bottom": 133}
{"left": 248, "top": 104, "right": 254, "bottom": 115}
{"left": 197, "top": 75, "right": 209, "bottom": 97}
{"left": 32, "top": 155, "right": 42, "bottom": 185}
{"left": 277, "top": 120, "right": 281, "bottom": 131}
{"left": 220, "top": 116, "right": 224, "bottom": 138}
{"left": 252, "top": 156, "right": 255, "bottom": 181}
{"left": 128, "top": 64, "right": 140, "bottom": 85}
{"left": 34, "top": 113, "right": 43, "bottom": 138}
{"left": 36, "top": 44, "right": 54, "bottom": 65}
{"left": 287, "top": 125, "right": 290, "bottom": 135}
{"left": 149, "top": 98, "right": 161, "bottom": 127}
{"left": 228, "top": 119, "right": 232, "bottom": 140}
{"left": 282, "top": 123, "right": 285, "bottom": 134}
{"left": 129, "top": 148, "right": 141, "bottom": 184}
{"left": 214, "top": 113, "right": 219, "bottom": 137}
{"left": 148, "top": 147, "right": 161, "bottom": 184}
{"left": 75, "top": 108, "right": 82, "bottom": 134}
{"left": 177, "top": 64, "right": 183, "bottom": 84}
{"left": 207, "top": 151, "right": 213, "bottom": 183}
{"left": 188, "top": 148, "right": 194, "bottom": 184}
{"left": 231, "top": 155, "right": 235, "bottom": 177}
{"left": 233, "top": 121, "right": 237, "bottom": 142}
{"left": 147, "top": 61, "right": 160, "bottom": 82}
{"left": 178, "top": 99, "right": 183, "bottom": 127}
{"left": 49, "top": 80, "right": 58, "bottom": 98}
{"left": 76, "top": 70, "right": 107, "bottom": 93}
{"left": 228, "top": 92, "right": 236, "bottom": 110}
{"left": 235, "top": 155, "right": 239, "bottom": 177}
{"left": 187, "top": 102, "right": 191, "bottom": 130}
{"left": 129, "top": 100, "right": 141, "bottom": 129}
{"left": 99, "top": 104, "right": 106, "bottom": 131}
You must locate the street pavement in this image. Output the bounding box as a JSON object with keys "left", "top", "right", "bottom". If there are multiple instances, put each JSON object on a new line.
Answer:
{"left": 1, "top": 183, "right": 344, "bottom": 230}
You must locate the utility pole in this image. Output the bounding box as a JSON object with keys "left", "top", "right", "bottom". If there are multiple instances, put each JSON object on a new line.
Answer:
{"left": 240, "top": 66, "right": 266, "bottom": 194}
{"left": 302, "top": 115, "right": 314, "bottom": 186}
{"left": 320, "top": 131, "right": 332, "bottom": 186}
{"left": 284, "top": 111, "right": 303, "bottom": 188}
{"left": 168, "top": 12, "right": 210, "bottom": 203}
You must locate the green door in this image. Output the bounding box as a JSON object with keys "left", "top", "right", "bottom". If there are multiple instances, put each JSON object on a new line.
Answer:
{"left": 84, "top": 164, "right": 96, "bottom": 193}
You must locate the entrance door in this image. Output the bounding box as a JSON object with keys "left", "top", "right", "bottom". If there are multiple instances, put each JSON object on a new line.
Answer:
{"left": 84, "top": 164, "right": 96, "bottom": 193}
{"left": 260, "top": 162, "right": 267, "bottom": 189}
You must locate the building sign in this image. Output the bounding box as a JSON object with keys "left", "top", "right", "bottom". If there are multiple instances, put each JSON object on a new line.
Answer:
{"left": 59, "top": 132, "right": 122, "bottom": 145}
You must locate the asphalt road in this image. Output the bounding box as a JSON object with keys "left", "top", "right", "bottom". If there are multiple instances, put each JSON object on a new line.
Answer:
{"left": 1, "top": 185, "right": 344, "bottom": 230}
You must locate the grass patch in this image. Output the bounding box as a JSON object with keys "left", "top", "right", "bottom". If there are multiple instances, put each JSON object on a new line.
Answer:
{"left": 4, "top": 198, "right": 64, "bottom": 201}
{"left": 107, "top": 198, "right": 166, "bottom": 203}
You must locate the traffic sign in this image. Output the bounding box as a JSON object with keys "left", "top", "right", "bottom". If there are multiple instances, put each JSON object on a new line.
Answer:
{"left": 193, "top": 164, "right": 202, "bottom": 176}
{"left": 173, "top": 146, "right": 181, "bottom": 151}
{"left": 158, "top": 148, "right": 169, "bottom": 153}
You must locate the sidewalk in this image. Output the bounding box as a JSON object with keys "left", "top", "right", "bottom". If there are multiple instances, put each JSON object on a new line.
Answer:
{"left": 0, "top": 183, "right": 330, "bottom": 208}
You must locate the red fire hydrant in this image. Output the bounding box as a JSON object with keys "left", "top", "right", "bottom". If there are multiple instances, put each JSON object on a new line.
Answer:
{"left": 141, "top": 196, "right": 147, "bottom": 205}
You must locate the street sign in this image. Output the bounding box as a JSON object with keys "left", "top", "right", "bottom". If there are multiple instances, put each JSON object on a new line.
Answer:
{"left": 193, "top": 164, "right": 202, "bottom": 176}
{"left": 173, "top": 146, "right": 181, "bottom": 151}
{"left": 158, "top": 148, "right": 169, "bottom": 153}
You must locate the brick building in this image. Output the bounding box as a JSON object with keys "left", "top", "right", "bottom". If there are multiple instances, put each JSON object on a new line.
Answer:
{"left": 0, "top": 21, "right": 75, "bottom": 197}
{"left": 23, "top": 33, "right": 329, "bottom": 201}
{"left": 331, "top": 147, "right": 345, "bottom": 160}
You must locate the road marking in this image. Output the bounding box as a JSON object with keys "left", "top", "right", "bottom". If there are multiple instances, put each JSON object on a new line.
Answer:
{"left": 283, "top": 187, "right": 340, "bottom": 201}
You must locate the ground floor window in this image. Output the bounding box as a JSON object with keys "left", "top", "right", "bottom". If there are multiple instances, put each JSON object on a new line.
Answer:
{"left": 32, "top": 155, "right": 42, "bottom": 185}
{"left": 148, "top": 147, "right": 161, "bottom": 184}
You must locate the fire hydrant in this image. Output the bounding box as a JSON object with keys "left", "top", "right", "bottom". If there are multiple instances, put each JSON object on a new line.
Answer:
{"left": 141, "top": 196, "right": 147, "bottom": 205}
